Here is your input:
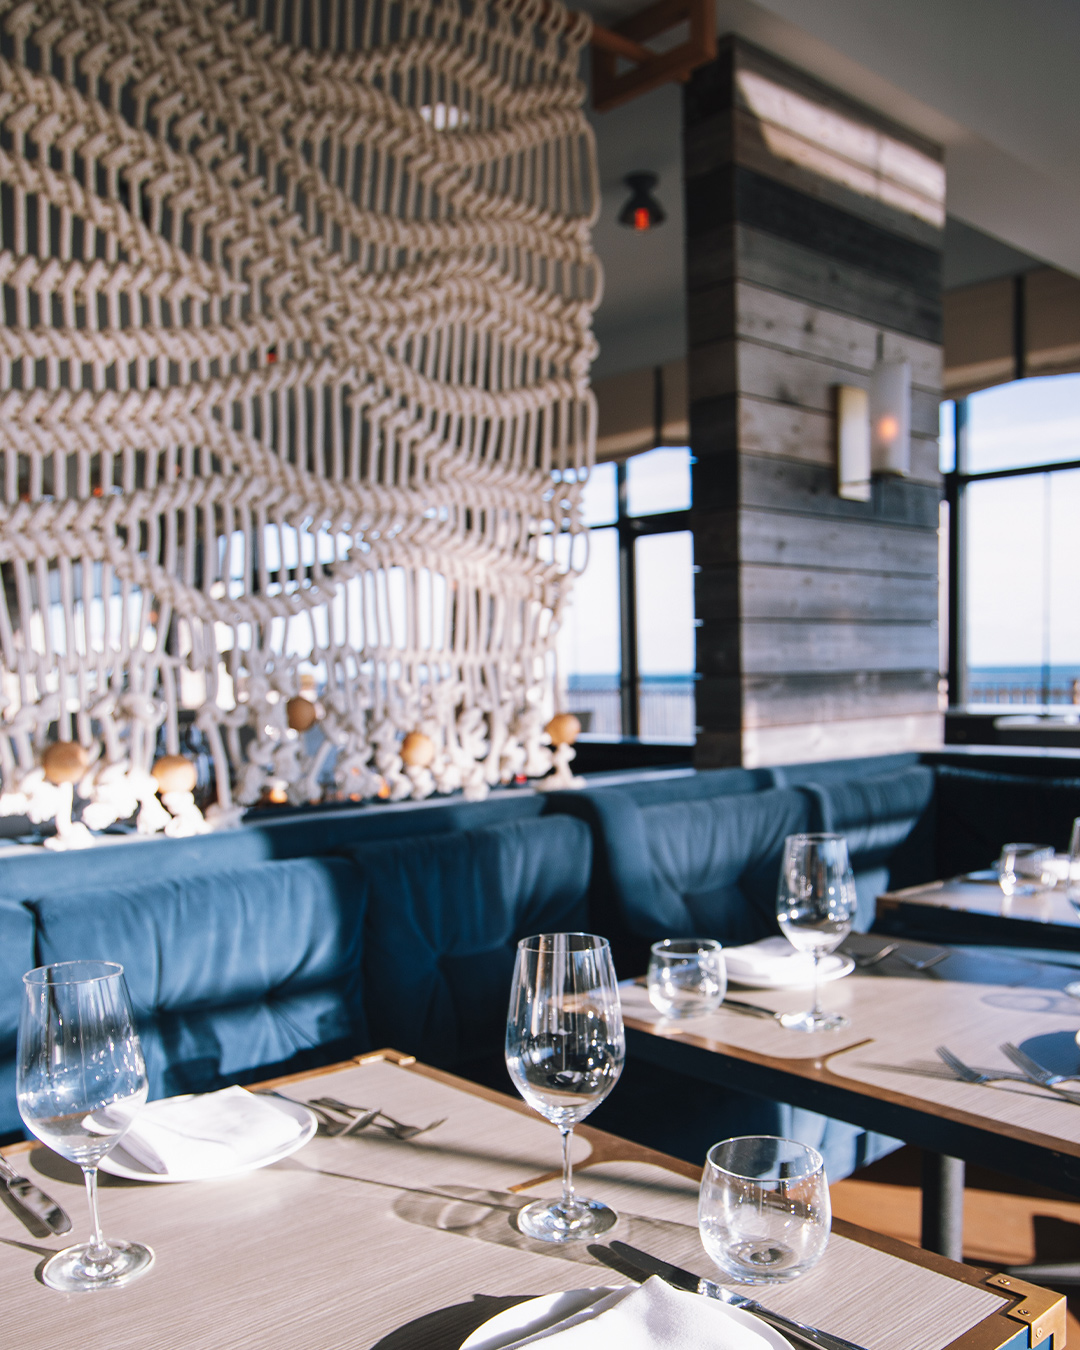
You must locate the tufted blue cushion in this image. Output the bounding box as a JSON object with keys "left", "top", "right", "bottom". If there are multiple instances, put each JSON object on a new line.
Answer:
{"left": 806, "top": 766, "right": 937, "bottom": 928}
{"left": 0, "top": 900, "right": 35, "bottom": 1138}
{"left": 639, "top": 787, "right": 813, "bottom": 944}
{"left": 28, "top": 858, "right": 368, "bottom": 1101}
{"left": 343, "top": 816, "right": 591, "bottom": 1068}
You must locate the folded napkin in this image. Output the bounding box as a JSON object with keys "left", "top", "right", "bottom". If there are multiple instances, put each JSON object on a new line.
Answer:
{"left": 503, "top": 1277, "right": 778, "bottom": 1349}
{"left": 120, "top": 1086, "right": 304, "bottom": 1176}
{"left": 724, "top": 936, "right": 819, "bottom": 983}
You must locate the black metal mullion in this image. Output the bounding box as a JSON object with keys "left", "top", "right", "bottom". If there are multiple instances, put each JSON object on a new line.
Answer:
{"left": 945, "top": 398, "right": 965, "bottom": 707}
{"left": 616, "top": 461, "right": 639, "bottom": 738}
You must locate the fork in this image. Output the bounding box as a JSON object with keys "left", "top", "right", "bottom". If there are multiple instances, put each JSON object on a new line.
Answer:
{"left": 935, "top": 1045, "right": 1030, "bottom": 1086}
{"left": 848, "top": 943, "right": 897, "bottom": 968}
{"left": 1000, "top": 1043, "right": 1080, "bottom": 1104}
{"left": 309, "top": 1096, "right": 447, "bottom": 1140}
{"left": 897, "top": 949, "right": 949, "bottom": 971}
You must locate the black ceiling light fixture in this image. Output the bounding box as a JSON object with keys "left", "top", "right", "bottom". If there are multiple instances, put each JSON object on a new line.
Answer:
{"left": 618, "top": 172, "right": 665, "bottom": 232}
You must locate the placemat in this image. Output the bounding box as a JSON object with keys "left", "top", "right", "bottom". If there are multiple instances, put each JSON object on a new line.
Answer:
{"left": 0, "top": 1058, "right": 1012, "bottom": 1350}
{"left": 525, "top": 1162, "right": 1007, "bottom": 1350}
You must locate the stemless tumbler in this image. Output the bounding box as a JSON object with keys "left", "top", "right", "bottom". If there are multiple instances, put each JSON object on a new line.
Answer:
{"left": 647, "top": 938, "right": 726, "bottom": 1018}
{"left": 18, "top": 961, "right": 153, "bottom": 1292}
{"left": 699, "top": 1136, "right": 831, "bottom": 1283}
{"left": 505, "top": 933, "right": 624, "bottom": 1242}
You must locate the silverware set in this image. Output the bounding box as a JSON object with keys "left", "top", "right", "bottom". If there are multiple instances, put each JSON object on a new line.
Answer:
{"left": 260, "top": 1090, "right": 446, "bottom": 1139}
{"left": 848, "top": 942, "right": 949, "bottom": 971}
{"left": 936, "top": 1044, "right": 1080, "bottom": 1104}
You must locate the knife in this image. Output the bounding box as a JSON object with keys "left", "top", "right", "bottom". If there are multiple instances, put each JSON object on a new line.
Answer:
{"left": 722, "top": 997, "right": 782, "bottom": 1020}
{"left": 0, "top": 1154, "right": 72, "bottom": 1235}
{"left": 589, "top": 1240, "right": 871, "bottom": 1350}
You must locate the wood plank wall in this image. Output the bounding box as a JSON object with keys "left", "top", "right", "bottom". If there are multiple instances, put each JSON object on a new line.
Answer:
{"left": 684, "top": 39, "right": 945, "bottom": 766}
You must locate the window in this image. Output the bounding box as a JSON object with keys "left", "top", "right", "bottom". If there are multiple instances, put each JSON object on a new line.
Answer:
{"left": 558, "top": 447, "right": 696, "bottom": 739}
{"left": 945, "top": 374, "right": 1080, "bottom": 706}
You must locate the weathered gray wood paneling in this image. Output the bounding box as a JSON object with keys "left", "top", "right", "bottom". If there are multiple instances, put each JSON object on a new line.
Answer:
{"left": 739, "top": 511, "right": 939, "bottom": 575}
{"left": 685, "top": 39, "right": 943, "bottom": 767}
{"left": 741, "top": 564, "right": 940, "bottom": 623}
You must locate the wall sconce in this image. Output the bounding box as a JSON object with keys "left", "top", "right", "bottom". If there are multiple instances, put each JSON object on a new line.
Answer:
{"left": 835, "top": 385, "right": 871, "bottom": 501}
{"left": 618, "top": 172, "right": 666, "bottom": 231}
{"left": 835, "top": 356, "right": 911, "bottom": 499}
{"left": 869, "top": 358, "right": 911, "bottom": 476}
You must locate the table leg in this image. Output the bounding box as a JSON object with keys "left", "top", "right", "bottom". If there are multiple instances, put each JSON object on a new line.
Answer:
{"left": 921, "top": 1152, "right": 965, "bottom": 1261}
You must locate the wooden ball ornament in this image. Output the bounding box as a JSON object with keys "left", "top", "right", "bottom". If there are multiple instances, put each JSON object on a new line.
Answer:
{"left": 286, "top": 696, "right": 318, "bottom": 732}
{"left": 152, "top": 754, "right": 197, "bottom": 794}
{"left": 42, "top": 741, "right": 89, "bottom": 785}
{"left": 400, "top": 731, "right": 435, "bottom": 768}
{"left": 545, "top": 713, "right": 581, "bottom": 746}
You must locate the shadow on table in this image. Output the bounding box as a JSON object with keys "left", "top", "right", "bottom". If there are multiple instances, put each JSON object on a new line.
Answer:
{"left": 393, "top": 1182, "right": 705, "bottom": 1273}
{"left": 369, "top": 1293, "right": 533, "bottom": 1350}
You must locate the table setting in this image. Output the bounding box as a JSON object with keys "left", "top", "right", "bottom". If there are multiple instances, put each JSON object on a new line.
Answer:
{"left": 0, "top": 883, "right": 1064, "bottom": 1350}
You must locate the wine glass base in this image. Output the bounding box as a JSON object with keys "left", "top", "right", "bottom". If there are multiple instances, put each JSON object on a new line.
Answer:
{"left": 1064, "top": 981, "right": 1080, "bottom": 1000}
{"left": 778, "top": 1008, "right": 849, "bottom": 1033}
{"left": 516, "top": 1196, "right": 618, "bottom": 1243}
{"left": 42, "top": 1240, "right": 154, "bottom": 1293}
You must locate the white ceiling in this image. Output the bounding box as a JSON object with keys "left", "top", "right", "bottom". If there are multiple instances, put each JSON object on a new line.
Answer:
{"left": 585, "top": 0, "right": 1080, "bottom": 378}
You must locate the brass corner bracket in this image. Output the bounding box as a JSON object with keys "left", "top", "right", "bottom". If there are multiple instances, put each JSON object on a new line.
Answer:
{"left": 591, "top": 0, "right": 717, "bottom": 112}
{"left": 986, "top": 1271, "right": 1067, "bottom": 1350}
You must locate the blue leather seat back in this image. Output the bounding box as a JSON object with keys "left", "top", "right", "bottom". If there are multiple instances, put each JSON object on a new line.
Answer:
{"left": 343, "top": 816, "right": 591, "bottom": 1069}
{"left": 29, "top": 858, "right": 368, "bottom": 1100}
{"left": 807, "top": 766, "right": 937, "bottom": 928}
{"left": 935, "top": 766, "right": 1080, "bottom": 878}
{"left": 639, "top": 787, "right": 813, "bottom": 944}
{"left": 771, "top": 753, "right": 922, "bottom": 787}
{"left": 0, "top": 900, "right": 35, "bottom": 1137}
{"left": 608, "top": 767, "right": 775, "bottom": 806}
{"left": 0, "top": 794, "right": 544, "bottom": 901}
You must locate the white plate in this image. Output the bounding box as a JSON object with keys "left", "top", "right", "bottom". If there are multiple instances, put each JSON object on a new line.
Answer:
{"left": 727, "top": 953, "right": 855, "bottom": 990}
{"left": 459, "top": 1284, "right": 793, "bottom": 1349}
{"left": 99, "top": 1094, "right": 317, "bottom": 1183}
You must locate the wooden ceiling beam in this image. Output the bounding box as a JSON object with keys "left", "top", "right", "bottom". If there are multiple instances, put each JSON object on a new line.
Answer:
{"left": 590, "top": 0, "right": 717, "bottom": 112}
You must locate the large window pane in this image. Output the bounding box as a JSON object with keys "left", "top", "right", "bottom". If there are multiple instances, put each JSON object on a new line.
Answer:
{"left": 635, "top": 530, "right": 696, "bottom": 739}
{"left": 626, "top": 446, "right": 692, "bottom": 516}
{"left": 966, "top": 467, "right": 1080, "bottom": 703}
{"left": 967, "top": 375, "right": 1080, "bottom": 473}
{"left": 581, "top": 461, "right": 617, "bottom": 526}
{"left": 558, "top": 526, "right": 621, "bottom": 735}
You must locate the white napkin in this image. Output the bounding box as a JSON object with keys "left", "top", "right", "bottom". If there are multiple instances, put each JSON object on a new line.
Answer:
{"left": 120, "top": 1086, "right": 304, "bottom": 1176}
{"left": 723, "top": 936, "right": 819, "bottom": 983}
{"left": 503, "top": 1277, "right": 779, "bottom": 1349}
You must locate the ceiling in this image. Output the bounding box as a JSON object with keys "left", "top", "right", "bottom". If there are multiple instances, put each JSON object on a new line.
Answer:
{"left": 583, "top": 0, "right": 1078, "bottom": 378}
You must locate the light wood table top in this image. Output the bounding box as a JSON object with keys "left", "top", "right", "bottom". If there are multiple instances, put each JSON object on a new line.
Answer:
{"left": 876, "top": 875, "right": 1080, "bottom": 950}
{"left": 0, "top": 1051, "right": 1061, "bottom": 1350}
{"left": 622, "top": 941, "right": 1080, "bottom": 1195}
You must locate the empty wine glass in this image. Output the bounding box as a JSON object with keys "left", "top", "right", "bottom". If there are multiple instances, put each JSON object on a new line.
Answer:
{"left": 18, "top": 961, "right": 153, "bottom": 1292}
{"left": 505, "top": 933, "right": 625, "bottom": 1242}
{"left": 699, "top": 1135, "right": 831, "bottom": 1283}
{"left": 775, "top": 833, "right": 856, "bottom": 1032}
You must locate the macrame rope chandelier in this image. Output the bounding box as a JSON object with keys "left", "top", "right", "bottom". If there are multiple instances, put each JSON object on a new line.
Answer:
{"left": 0, "top": 0, "right": 599, "bottom": 843}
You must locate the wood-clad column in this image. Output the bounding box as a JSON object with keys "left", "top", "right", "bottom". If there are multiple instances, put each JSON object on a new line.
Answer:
{"left": 685, "top": 39, "right": 945, "bottom": 767}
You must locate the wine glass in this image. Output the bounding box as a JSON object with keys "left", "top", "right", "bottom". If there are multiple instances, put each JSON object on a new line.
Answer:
{"left": 505, "top": 932, "right": 625, "bottom": 1242}
{"left": 775, "top": 833, "right": 857, "bottom": 1033}
{"left": 699, "top": 1135, "right": 831, "bottom": 1283}
{"left": 18, "top": 961, "right": 153, "bottom": 1292}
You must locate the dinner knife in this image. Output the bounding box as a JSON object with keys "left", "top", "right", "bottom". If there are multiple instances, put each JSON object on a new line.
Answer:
{"left": 589, "top": 1240, "right": 871, "bottom": 1350}
{"left": 0, "top": 1154, "right": 72, "bottom": 1235}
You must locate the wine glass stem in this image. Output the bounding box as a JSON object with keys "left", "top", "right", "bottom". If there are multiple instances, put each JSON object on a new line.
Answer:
{"left": 560, "top": 1125, "right": 576, "bottom": 1211}
{"left": 82, "top": 1166, "right": 110, "bottom": 1266}
{"left": 811, "top": 951, "right": 822, "bottom": 1021}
